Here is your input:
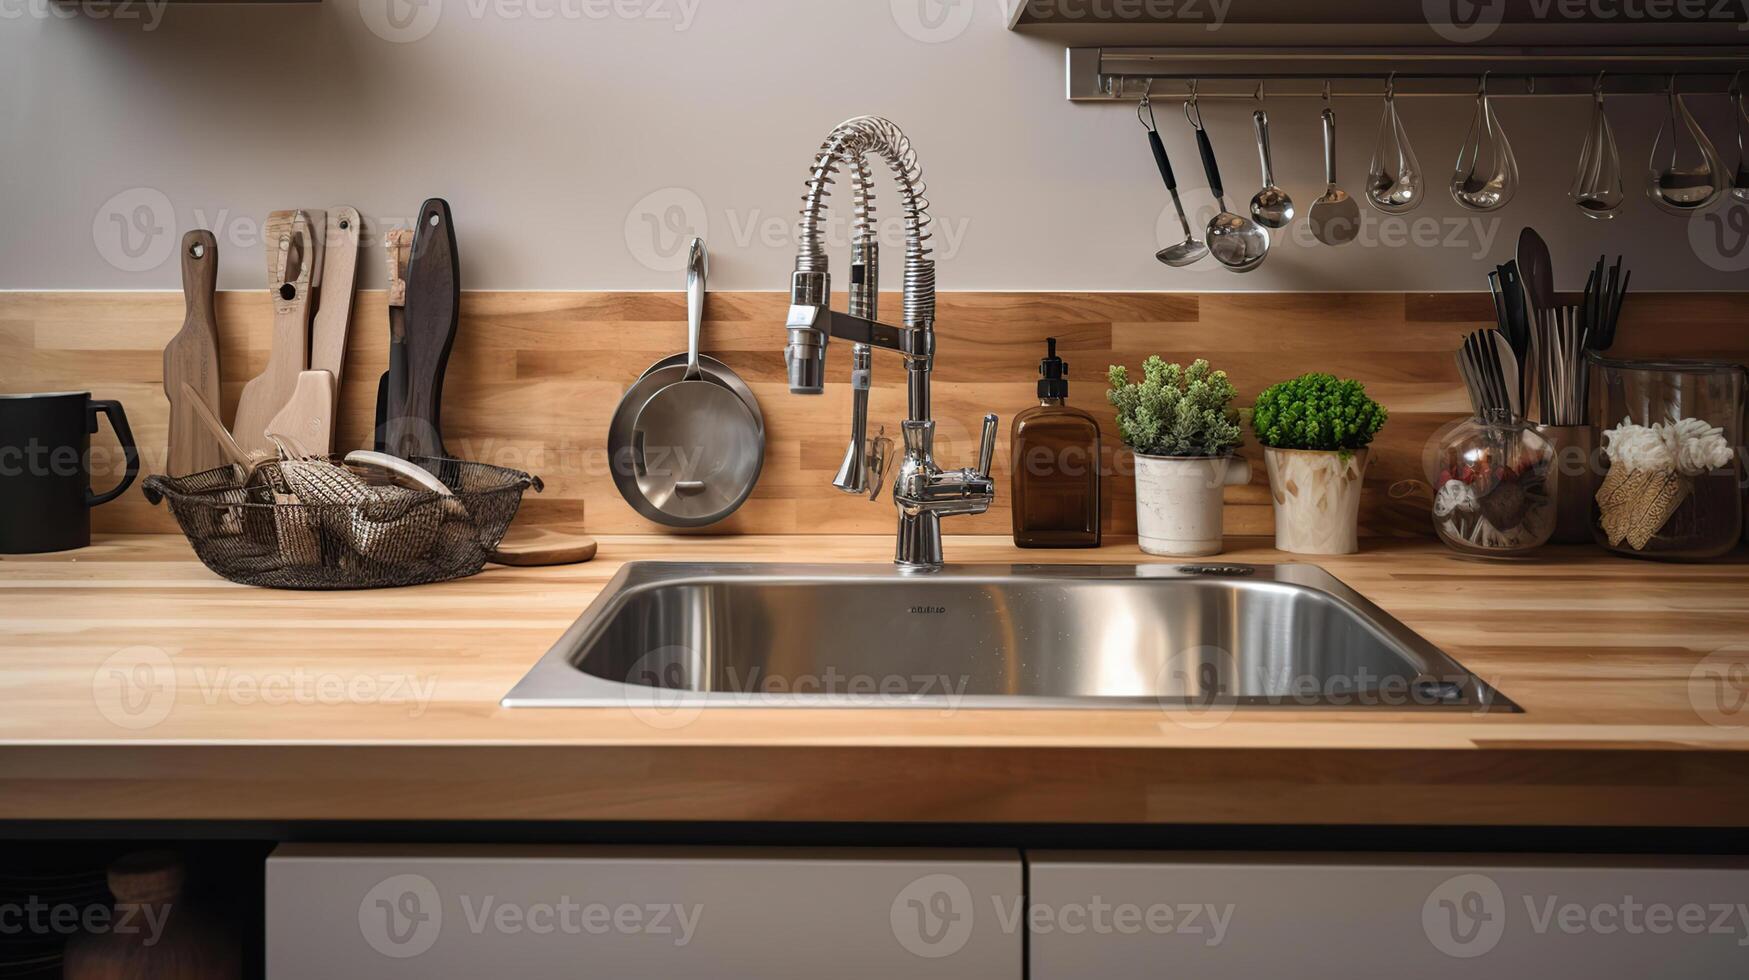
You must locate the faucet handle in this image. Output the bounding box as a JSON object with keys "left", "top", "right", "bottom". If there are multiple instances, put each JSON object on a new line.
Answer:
{"left": 976, "top": 413, "right": 998, "bottom": 477}
{"left": 866, "top": 425, "right": 892, "bottom": 500}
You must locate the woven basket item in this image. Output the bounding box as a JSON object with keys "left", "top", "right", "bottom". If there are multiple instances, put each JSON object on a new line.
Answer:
{"left": 142, "top": 457, "right": 539, "bottom": 590}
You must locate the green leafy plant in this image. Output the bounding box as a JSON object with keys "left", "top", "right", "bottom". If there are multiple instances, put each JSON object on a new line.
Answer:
{"left": 1106, "top": 357, "right": 1243, "bottom": 458}
{"left": 1250, "top": 373, "right": 1387, "bottom": 456}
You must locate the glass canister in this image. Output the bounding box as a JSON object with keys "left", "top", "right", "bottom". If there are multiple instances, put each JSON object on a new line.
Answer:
{"left": 1589, "top": 354, "right": 1745, "bottom": 560}
{"left": 1428, "top": 411, "right": 1558, "bottom": 558}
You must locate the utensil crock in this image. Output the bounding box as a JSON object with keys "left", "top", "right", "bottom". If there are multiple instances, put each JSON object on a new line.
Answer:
{"left": 1532, "top": 423, "right": 1601, "bottom": 545}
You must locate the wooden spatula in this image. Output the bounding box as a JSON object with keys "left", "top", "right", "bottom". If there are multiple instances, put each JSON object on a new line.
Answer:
{"left": 311, "top": 207, "right": 360, "bottom": 417}
{"left": 265, "top": 370, "right": 336, "bottom": 460}
{"left": 395, "top": 199, "right": 459, "bottom": 460}
{"left": 163, "top": 230, "right": 223, "bottom": 476}
{"left": 180, "top": 381, "right": 270, "bottom": 481}
{"left": 233, "top": 210, "right": 323, "bottom": 455}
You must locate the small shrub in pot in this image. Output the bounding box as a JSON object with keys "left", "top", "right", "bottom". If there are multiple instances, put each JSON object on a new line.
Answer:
{"left": 1249, "top": 373, "right": 1387, "bottom": 555}
{"left": 1107, "top": 357, "right": 1249, "bottom": 556}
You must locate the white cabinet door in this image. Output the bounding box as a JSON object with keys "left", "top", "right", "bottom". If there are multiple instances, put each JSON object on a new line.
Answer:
{"left": 1029, "top": 851, "right": 1749, "bottom": 979}
{"left": 267, "top": 845, "right": 1022, "bottom": 980}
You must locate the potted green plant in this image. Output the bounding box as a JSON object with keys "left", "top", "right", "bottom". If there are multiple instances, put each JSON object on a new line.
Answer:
{"left": 1250, "top": 373, "right": 1388, "bottom": 555}
{"left": 1108, "top": 357, "right": 1248, "bottom": 556}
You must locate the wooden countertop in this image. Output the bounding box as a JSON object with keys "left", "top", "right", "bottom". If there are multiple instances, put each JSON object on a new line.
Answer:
{"left": 3, "top": 534, "right": 1748, "bottom": 827}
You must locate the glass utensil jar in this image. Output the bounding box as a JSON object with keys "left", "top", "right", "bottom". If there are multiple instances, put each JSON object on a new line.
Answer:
{"left": 1590, "top": 355, "right": 1745, "bottom": 560}
{"left": 1429, "top": 412, "right": 1558, "bottom": 558}
{"left": 1532, "top": 423, "right": 1602, "bottom": 545}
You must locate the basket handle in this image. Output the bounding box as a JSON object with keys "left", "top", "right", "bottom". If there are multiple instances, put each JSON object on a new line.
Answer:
{"left": 141, "top": 474, "right": 172, "bottom": 506}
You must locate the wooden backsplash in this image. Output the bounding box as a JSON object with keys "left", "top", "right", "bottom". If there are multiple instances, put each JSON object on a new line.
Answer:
{"left": 4, "top": 290, "right": 1744, "bottom": 538}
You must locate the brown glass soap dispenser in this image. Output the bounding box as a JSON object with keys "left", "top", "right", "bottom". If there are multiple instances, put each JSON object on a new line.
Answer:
{"left": 1011, "top": 338, "right": 1101, "bottom": 547}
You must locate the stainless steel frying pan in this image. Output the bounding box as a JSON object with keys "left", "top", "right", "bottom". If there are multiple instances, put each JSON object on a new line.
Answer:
{"left": 607, "top": 239, "right": 764, "bottom": 527}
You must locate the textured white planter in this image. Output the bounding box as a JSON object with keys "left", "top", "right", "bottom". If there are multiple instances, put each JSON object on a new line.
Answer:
{"left": 1263, "top": 447, "right": 1369, "bottom": 555}
{"left": 1133, "top": 454, "right": 1253, "bottom": 557}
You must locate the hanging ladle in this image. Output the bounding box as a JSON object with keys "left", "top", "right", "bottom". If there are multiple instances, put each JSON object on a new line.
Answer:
{"left": 1140, "top": 92, "right": 1208, "bottom": 267}
{"left": 1451, "top": 72, "right": 1519, "bottom": 212}
{"left": 1185, "top": 89, "right": 1269, "bottom": 273}
{"left": 1366, "top": 73, "right": 1424, "bottom": 214}
{"left": 1248, "top": 82, "right": 1295, "bottom": 229}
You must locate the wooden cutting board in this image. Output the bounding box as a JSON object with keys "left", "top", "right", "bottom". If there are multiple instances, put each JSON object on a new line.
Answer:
{"left": 162, "top": 230, "right": 223, "bottom": 476}
{"left": 487, "top": 524, "right": 597, "bottom": 566}
{"left": 233, "top": 209, "right": 324, "bottom": 456}
{"left": 310, "top": 206, "right": 360, "bottom": 417}
{"left": 395, "top": 199, "right": 459, "bottom": 460}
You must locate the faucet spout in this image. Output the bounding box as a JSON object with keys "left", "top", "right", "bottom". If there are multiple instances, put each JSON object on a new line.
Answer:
{"left": 784, "top": 116, "right": 991, "bottom": 569}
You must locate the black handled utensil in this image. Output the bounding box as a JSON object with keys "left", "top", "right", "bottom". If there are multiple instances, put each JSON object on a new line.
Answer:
{"left": 1517, "top": 227, "right": 1555, "bottom": 316}
{"left": 394, "top": 199, "right": 459, "bottom": 460}
{"left": 1187, "top": 97, "right": 1269, "bottom": 272}
{"left": 1141, "top": 96, "right": 1208, "bottom": 268}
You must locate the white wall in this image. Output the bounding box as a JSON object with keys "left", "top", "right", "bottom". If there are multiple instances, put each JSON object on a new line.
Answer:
{"left": 3, "top": 0, "right": 1747, "bottom": 292}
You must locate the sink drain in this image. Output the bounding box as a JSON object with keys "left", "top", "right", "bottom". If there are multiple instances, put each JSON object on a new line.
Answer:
{"left": 1175, "top": 564, "right": 1256, "bottom": 577}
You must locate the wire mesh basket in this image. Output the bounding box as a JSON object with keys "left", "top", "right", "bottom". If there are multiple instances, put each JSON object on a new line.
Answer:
{"left": 142, "top": 457, "right": 541, "bottom": 590}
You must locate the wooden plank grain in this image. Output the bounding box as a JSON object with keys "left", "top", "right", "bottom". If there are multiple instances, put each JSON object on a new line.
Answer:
{"left": 4, "top": 290, "right": 1746, "bottom": 538}
{"left": 2, "top": 534, "right": 1749, "bottom": 825}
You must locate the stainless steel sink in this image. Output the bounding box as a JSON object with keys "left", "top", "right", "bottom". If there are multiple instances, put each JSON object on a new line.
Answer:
{"left": 502, "top": 562, "right": 1516, "bottom": 711}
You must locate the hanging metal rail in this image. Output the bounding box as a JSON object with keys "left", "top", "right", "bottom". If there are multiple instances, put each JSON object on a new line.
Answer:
{"left": 1069, "top": 46, "right": 1749, "bottom": 101}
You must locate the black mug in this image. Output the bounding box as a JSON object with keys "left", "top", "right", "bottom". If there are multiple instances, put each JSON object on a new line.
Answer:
{"left": 0, "top": 392, "right": 139, "bottom": 553}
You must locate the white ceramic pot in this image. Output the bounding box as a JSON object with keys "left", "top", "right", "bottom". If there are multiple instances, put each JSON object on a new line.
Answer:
{"left": 1263, "top": 447, "right": 1369, "bottom": 555}
{"left": 1133, "top": 454, "right": 1253, "bottom": 557}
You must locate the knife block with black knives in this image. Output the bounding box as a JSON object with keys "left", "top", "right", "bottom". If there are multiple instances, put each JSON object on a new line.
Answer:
{"left": 377, "top": 199, "right": 459, "bottom": 461}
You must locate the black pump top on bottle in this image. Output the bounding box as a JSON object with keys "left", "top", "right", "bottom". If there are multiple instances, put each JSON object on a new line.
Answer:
{"left": 1037, "top": 337, "right": 1069, "bottom": 400}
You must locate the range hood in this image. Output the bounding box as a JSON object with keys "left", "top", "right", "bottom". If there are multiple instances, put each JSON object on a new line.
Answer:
{"left": 1007, "top": 1, "right": 1749, "bottom": 101}
{"left": 1007, "top": 0, "right": 1749, "bottom": 46}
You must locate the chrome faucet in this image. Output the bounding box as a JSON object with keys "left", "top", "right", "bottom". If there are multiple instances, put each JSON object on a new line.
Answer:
{"left": 784, "top": 115, "right": 997, "bottom": 569}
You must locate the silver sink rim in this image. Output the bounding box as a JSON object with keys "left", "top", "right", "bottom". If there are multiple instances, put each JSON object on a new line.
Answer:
{"left": 501, "top": 561, "right": 1518, "bottom": 713}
